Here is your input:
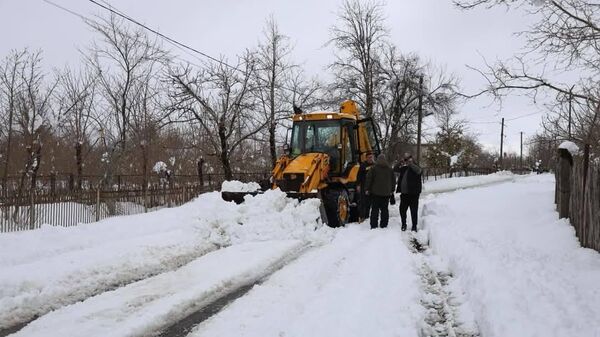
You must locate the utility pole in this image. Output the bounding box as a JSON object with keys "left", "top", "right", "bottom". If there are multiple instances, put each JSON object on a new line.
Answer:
{"left": 416, "top": 75, "right": 424, "bottom": 164}
{"left": 500, "top": 117, "right": 505, "bottom": 169}
{"left": 520, "top": 131, "right": 523, "bottom": 168}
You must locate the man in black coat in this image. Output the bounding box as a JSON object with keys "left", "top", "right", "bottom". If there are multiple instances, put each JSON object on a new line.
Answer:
{"left": 394, "top": 153, "right": 422, "bottom": 232}
{"left": 365, "top": 154, "right": 396, "bottom": 229}
{"left": 356, "top": 152, "right": 375, "bottom": 222}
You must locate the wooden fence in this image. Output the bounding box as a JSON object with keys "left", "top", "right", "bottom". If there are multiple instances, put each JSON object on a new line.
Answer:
{"left": 556, "top": 148, "right": 600, "bottom": 252}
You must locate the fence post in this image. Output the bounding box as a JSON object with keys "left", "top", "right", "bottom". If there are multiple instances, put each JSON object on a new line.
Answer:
{"left": 29, "top": 192, "right": 35, "bottom": 230}
{"left": 95, "top": 188, "right": 101, "bottom": 222}
{"left": 557, "top": 148, "right": 573, "bottom": 219}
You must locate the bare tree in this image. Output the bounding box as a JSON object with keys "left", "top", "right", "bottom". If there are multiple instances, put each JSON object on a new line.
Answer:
{"left": 55, "top": 66, "right": 99, "bottom": 189}
{"left": 86, "top": 14, "right": 167, "bottom": 185}
{"left": 377, "top": 45, "right": 460, "bottom": 162}
{"left": 12, "top": 50, "right": 56, "bottom": 194}
{"left": 0, "top": 49, "right": 27, "bottom": 194}
{"left": 128, "top": 65, "right": 166, "bottom": 189}
{"left": 169, "top": 53, "right": 266, "bottom": 180}
{"left": 377, "top": 48, "right": 422, "bottom": 159}
{"left": 455, "top": 0, "right": 600, "bottom": 153}
{"left": 328, "top": 0, "right": 388, "bottom": 118}
{"left": 255, "top": 16, "right": 295, "bottom": 166}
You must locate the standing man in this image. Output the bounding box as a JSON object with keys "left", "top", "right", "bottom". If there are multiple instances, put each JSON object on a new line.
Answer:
{"left": 394, "top": 153, "right": 422, "bottom": 232}
{"left": 356, "top": 152, "right": 375, "bottom": 222}
{"left": 365, "top": 154, "right": 396, "bottom": 229}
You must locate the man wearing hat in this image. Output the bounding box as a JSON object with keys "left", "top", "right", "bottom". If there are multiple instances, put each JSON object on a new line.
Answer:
{"left": 394, "top": 153, "right": 422, "bottom": 231}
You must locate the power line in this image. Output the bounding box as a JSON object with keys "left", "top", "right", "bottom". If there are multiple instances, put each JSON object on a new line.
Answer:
{"left": 44, "top": 0, "right": 303, "bottom": 98}
{"left": 42, "top": 0, "right": 94, "bottom": 23}
{"left": 505, "top": 111, "right": 542, "bottom": 122}
{"left": 86, "top": 0, "right": 242, "bottom": 72}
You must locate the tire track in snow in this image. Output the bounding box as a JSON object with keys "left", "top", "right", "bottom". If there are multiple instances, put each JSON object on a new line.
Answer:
{"left": 0, "top": 243, "right": 218, "bottom": 337}
{"left": 155, "top": 243, "right": 313, "bottom": 337}
{"left": 403, "top": 233, "right": 480, "bottom": 337}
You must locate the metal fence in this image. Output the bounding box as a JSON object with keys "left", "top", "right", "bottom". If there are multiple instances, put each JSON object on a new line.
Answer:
{"left": 0, "top": 185, "right": 205, "bottom": 233}
{"left": 0, "top": 171, "right": 270, "bottom": 233}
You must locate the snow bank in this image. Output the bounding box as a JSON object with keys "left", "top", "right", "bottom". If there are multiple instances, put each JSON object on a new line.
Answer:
{"left": 0, "top": 190, "right": 328, "bottom": 330}
{"left": 221, "top": 180, "right": 261, "bottom": 192}
{"left": 11, "top": 241, "right": 305, "bottom": 337}
{"left": 421, "top": 171, "right": 517, "bottom": 194}
{"left": 423, "top": 174, "right": 600, "bottom": 337}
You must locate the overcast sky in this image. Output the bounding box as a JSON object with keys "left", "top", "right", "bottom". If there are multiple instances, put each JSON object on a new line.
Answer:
{"left": 0, "top": 0, "right": 543, "bottom": 154}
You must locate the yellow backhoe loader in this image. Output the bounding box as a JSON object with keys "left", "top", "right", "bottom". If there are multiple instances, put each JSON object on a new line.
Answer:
{"left": 221, "top": 100, "right": 381, "bottom": 227}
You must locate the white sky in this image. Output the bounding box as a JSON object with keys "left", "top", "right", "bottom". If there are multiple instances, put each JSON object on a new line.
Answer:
{"left": 0, "top": 0, "right": 544, "bottom": 154}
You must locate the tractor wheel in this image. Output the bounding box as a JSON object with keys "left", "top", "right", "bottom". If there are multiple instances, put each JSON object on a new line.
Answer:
{"left": 323, "top": 189, "right": 350, "bottom": 228}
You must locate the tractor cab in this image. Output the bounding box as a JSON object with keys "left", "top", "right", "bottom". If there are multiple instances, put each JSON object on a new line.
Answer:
{"left": 288, "top": 109, "right": 380, "bottom": 176}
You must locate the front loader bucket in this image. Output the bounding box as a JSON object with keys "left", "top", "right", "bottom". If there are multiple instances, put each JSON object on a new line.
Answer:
{"left": 221, "top": 191, "right": 262, "bottom": 204}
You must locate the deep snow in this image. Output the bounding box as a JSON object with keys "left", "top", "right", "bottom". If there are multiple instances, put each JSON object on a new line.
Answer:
{"left": 423, "top": 174, "right": 600, "bottom": 337}
{"left": 0, "top": 190, "right": 330, "bottom": 330}
{"left": 2, "top": 172, "right": 599, "bottom": 337}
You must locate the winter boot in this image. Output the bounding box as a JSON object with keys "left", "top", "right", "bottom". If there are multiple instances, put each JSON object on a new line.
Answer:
{"left": 401, "top": 224, "right": 407, "bottom": 231}
{"left": 411, "top": 226, "right": 417, "bottom": 232}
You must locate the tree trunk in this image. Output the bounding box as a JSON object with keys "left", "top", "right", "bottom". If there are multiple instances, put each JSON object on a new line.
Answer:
{"left": 2, "top": 113, "right": 14, "bottom": 196}
{"left": 269, "top": 123, "right": 277, "bottom": 167}
{"left": 75, "top": 142, "right": 83, "bottom": 190}
{"left": 218, "top": 126, "right": 233, "bottom": 180}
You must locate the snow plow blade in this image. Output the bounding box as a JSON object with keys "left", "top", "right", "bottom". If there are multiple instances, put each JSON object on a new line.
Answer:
{"left": 221, "top": 191, "right": 319, "bottom": 204}
{"left": 221, "top": 191, "right": 263, "bottom": 204}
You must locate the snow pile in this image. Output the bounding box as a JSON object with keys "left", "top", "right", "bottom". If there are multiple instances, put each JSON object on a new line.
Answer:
{"left": 221, "top": 180, "right": 261, "bottom": 192}
{"left": 422, "top": 171, "right": 517, "bottom": 194}
{"left": 152, "top": 161, "right": 168, "bottom": 173}
{"left": 198, "top": 189, "right": 333, "bottom": 246}
{"left": 423, "top": 174, "right": 600, "bottom": 337}
{"left": 558, "top": 140, "right": 580, "bottom": 156}
{"left": 0, "top": 190, "right": 329, "bottom": 330}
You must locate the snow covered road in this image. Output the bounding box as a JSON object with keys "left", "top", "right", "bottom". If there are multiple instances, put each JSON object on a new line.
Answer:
{"left": 2, "top": 173, "right": 599, "bottom": 337}
{"left": 424, "top": 174, "right": 600, "bottom": 337}
{"left": 190, "top": 226, "right": 423, "bottom": 337}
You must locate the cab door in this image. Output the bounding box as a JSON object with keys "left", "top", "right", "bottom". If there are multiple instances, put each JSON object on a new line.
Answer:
{"left": 357, "top": 118, "right": 382, "bottom": 161}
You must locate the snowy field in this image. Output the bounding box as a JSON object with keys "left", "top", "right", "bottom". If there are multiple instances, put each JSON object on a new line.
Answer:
{"left": 2, "top": 172, "right": 599, "bottom": 337}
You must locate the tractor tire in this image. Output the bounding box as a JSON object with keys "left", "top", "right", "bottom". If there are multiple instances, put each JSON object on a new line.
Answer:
{"left": 323, "top": 188, "right": 350, "bottom": 228}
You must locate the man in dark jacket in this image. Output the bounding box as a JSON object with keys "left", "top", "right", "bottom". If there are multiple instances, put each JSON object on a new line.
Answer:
{"left": 365, "top": 154, "right": 396, "bottom": 229}
{"left": 394, "top": 153, "right": 422, "bottom": 232}
{"left": 356, "top": 152, "right": 375, "bottom": 222}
